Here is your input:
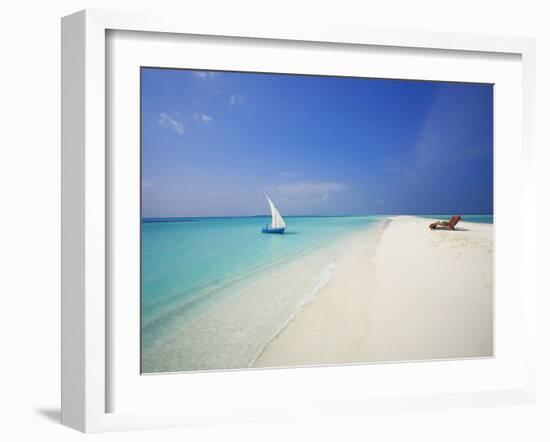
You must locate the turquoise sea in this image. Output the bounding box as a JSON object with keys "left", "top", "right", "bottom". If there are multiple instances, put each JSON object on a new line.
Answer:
{"left": 141, "top": 215, "right": 384, "bottom": 373}
{"left": 141, "top": 214, "right": 493, "bottom": 373}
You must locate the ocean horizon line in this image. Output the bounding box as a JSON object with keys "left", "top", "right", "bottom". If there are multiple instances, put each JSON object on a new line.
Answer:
{"left": 142, "top": 213, "right": 494, "bottom": 222}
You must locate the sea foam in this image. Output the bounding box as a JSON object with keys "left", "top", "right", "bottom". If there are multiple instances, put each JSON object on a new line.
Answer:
{"left": 248, "top": 260, "right": 337, "bottom": 367}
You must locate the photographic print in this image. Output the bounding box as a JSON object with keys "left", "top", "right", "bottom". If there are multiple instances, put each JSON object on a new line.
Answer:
{"left": 140, "top": 68, "right": 493, "bottom": 374}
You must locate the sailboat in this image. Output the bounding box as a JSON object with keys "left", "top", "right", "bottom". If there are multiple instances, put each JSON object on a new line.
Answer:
{"left": 261, "top": 194, "right": 286, "bottom": 234}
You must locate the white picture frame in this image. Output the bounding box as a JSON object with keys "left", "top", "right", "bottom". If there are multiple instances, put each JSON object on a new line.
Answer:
{"left": 61, "top": 9, "right": 537, "bottom": 433}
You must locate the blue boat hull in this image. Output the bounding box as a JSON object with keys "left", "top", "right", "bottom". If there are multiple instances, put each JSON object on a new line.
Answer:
{"left": 261, "top": 227, "right": 285, "bottom": 234}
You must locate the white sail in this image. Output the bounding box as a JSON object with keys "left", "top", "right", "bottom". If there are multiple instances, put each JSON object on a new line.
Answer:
{"left": 265, "top": 194, "right": 286, "bottom": 229}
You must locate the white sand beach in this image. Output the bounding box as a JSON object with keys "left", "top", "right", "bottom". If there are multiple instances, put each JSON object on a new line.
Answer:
{"left": 254, "top": 215, "right": 493, "bottom": 368}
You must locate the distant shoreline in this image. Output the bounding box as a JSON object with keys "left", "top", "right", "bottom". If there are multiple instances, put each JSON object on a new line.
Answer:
{"left": 142, "top": 213, "right": 494, "bottom": 223}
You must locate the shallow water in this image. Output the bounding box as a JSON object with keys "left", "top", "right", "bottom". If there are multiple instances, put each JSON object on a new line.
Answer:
{"left": 141, "top": 215, "right": 385, "bottom": 373}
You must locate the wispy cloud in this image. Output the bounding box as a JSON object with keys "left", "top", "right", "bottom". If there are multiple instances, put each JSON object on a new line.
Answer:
{"left": 280, "top": 171, "right": 299, "bottom": 178}
{"left": 230, "top": 94, "right": 245, "bottom": 105}
{"left": 310, "top": 193, "right": 332, "bottom": 204}
{"left": 141, "top": 181, "right": 152, "bottom": 188}
{"left": 194, "top": 71, "right": 216, "bottom": 79}
{"left": 274, "top": 181, "right": 348, "bottom": 199}
{"left": 194, "top": 113, "right": 214, "bottom": 123}
{"left": 158, "top": 112, "right": 185, "bottom": 134}
{"left": 413, "top": 88, "right": 492, "bottom": 171}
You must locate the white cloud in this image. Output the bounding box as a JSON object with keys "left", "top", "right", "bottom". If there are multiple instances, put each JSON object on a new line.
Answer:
{"left": 158, "top": 112, "right": 185, "bottom": 134}
{"left": 195, "top": 113, "right": 213, "bottom": 123}
{"left": 274, "top": 181, "right": 348, "bottom": 199}
{"left": 230, "top": 94, "right": 245, "bottom": 105}
{"left": 194, "top": 71, "right": 216, "bottom": 79}
{"left": 141, "top": 181, "right": 151, "bottom": 188}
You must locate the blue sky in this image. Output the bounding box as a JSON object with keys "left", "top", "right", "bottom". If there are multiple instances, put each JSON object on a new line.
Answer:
{"left": 141, "top": 68, "right": 493, "bottom": 217}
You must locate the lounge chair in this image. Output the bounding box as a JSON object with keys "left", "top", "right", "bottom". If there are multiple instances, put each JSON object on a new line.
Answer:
{"left": 429, "top": 215, "right": 462, "bottom": 230}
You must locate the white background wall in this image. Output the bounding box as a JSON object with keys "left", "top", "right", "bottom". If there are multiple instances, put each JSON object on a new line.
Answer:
{"left": 0, "top": 0, "right": 548, "bottom": 440}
